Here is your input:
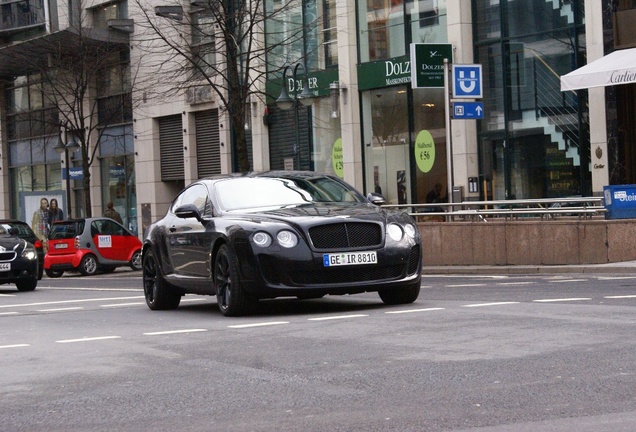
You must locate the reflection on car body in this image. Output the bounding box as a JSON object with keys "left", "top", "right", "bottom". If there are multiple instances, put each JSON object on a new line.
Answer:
{"left": 142, "top": 171, "right": 422, "bottom": 317}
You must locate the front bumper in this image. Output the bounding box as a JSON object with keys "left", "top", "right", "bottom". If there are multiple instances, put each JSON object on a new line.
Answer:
{"left": 0, "top": 258, "right": 38, "bottom": 285}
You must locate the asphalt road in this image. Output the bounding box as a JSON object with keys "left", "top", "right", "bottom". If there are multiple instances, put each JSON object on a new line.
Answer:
{"left": 1, "top": 272, "right": 636, "bottom": 432}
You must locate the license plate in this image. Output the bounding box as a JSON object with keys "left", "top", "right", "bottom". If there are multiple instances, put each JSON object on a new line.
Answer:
{"left": 54, "top": 243, "right": 68, "bottom": 249}
{"left": 323, "top": 251, "right": 377, "bottom": 267}
{"left": 0, "top": 263, "right": 10, "bottom": 271}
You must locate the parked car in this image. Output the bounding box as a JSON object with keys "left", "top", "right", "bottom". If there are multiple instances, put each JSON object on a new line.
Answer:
{"left": 0, "top": 219, "right": 44, "bottom": 280}
{"left": 0, "top": 224, "right": 39, "bottom": 291}
{"left": 142, "top": 171, "right": 422, "bottom": 316}
{"left": 44, "top": 217, "right": 142, "bottom": 277}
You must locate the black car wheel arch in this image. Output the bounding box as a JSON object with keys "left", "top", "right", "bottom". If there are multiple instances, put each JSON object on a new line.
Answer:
{"left": 142, "top": 248, "right": 181, "bottom": 310}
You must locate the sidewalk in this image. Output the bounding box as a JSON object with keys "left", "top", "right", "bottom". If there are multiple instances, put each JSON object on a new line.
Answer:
{"left": 421, "top": 260, "right": 636, "bottom": 275}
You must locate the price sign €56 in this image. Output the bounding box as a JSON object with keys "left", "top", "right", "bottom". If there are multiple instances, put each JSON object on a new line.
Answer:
{"left": 414, "top": 130, "right": 435, "bottom": 173}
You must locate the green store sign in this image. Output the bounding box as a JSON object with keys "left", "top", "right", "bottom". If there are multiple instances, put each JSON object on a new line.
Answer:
{"left": 265, "top": 68, "right": 339, "bottom": 104}
{"left": 357, "top": 55, "right": 411, "bottom": 91}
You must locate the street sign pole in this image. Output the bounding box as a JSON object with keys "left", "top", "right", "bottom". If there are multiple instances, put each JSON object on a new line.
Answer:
{"left": 444, "top": 58, "right": 454, "bottom": 205}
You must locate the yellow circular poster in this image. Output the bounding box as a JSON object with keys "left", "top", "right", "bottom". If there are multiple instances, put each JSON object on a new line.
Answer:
{"left": 414, "top": 130, "right": 435, "bottom": 173}
{"left": 332, "top": 138, "right": 344, "bottom": 178}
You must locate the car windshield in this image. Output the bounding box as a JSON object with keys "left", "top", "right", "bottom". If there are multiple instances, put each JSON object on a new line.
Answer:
{"left": 0, "top": 222, "right": 31, "bottom": 238}
{"left": 216, "top": 177, "right": 365, "bottom": 211}
{"left": 49, "top": 221, "right": 84, "bottom": 240}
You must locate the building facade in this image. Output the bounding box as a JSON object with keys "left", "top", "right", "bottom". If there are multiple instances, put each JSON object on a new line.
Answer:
{"left": 0, "top": 0, "right": 634, "bottom": 238}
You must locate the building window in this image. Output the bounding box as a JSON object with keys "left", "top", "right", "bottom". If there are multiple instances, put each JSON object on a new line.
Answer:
{"left": 92, "top": 0, "right": 128, "bottom": 29}
{"left": 191, "top": 9, "right": 216, "bottom": 79}
{"left": 97, "top": 51, "right": 132, "bottom": 125}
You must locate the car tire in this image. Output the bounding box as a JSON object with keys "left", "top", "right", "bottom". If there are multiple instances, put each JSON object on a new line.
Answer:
{"left": 142, "top": 248, "right": 181, "bottom": 310}
{"left": 214, "top": 244, "right": 255, "bottom": 317}
{"left": 130, "top": 250, "right": 142, "bottom": 271}
{"left": 79, "top": 254, "right": 99, "bottom": 276}
{"left": 16, "top": 278, "right": 37, "bottom": 292}
{"left": 378, "top": 282, "right": 420, "bottom": 305}
{"left": 45, "top": 269, "right": 64, "bottom": 278}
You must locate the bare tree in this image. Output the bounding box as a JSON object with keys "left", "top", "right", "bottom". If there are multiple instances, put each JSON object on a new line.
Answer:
{"left": 131, "top": 0, "right": 308, "bottom": 172}
{"left": 9, "top": 0, "right": 136, "bottom": 217}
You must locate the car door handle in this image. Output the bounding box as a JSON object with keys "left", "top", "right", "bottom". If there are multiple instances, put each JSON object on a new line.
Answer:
{"left": 169, "top": 226, "right": 177, "bottom": 233}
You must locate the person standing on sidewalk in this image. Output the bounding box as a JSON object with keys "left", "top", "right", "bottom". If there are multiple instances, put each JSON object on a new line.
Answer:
{"left": 103, "top": 202, "right": 123, "bottom": 225}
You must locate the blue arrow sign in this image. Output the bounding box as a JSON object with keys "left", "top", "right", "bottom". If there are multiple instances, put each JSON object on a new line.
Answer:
{"left": 452, "top": 102, "right": 484, "bottom": 119}
{"left": 452, "top": 65, "right": 483, "bottom": 98}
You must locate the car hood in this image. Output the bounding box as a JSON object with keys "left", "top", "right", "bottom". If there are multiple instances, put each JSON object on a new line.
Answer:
{"left": 226, "top": 202, "right": 408, "bottom": 224}
{"left": 0, "top": 235, "right": 23, "bottom": 250}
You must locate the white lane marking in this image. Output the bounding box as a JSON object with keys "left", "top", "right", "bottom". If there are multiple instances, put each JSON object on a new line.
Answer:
{"left": 551, "top": 279, "right": 587, "bottom": 283}
{"left": 447, "top": 284, "right": 486, "bottom": 288}
{"left": 604, "top": 295, "right": 636, "bottom": 299}
{"left": 424, "top": 275, "right": 508, "bottom": 279}
{"left": 0, "top": 312, "right": 19, "bottom": 316}
{"left": 497, "top": 282, "right": 535, "bottom": 286}
{"left": 0, "top": 296, "right": 144, "bottom": 309}
{"left": 0, "top": 344, "right": 30, "bottom": 349}
{"left": 101, "top": 302, "right": 145, "bottom": 308}
{"left": 180, "top": 298, "right": 208, "bottom": 303}
{"left": 228, "top": 321, "right": 290, "bottom": 329}
{"left": 462, "top": 302, "right": 520, "bottom": 308}
{"left": 144, "top": 329, "right": 208, "bottom": 336}
{"left": 0, "top": 293, "right": 16, "bottom": 297}
{"left": 308, "top": 314, "right": 369, "bottom": 321}
{"left": 36, "top": 307, "right": 83, "bottom": 312}
{"left": 533, "top": 298, "right": 591, "bottom": 303}
{"left": 44, "top": 287, "right": 140, "bottom": 292}
{"left": 56, "top": 336, "right": 121, "bottom": 344}
{"left": 385, "top": 307, "right": 445, "bottom": 314}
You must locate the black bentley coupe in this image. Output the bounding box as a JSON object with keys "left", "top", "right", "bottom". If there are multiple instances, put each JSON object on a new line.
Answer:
{"left": 142, "top": 171, "right": 422, "bottom": 316}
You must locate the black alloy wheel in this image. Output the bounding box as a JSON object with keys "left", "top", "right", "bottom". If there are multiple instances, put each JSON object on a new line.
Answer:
{"left": 378, "top": 281, "right": 421, "bottom": 305}
{"left": 16, "top": 278, "right": 37, "bottom": 292}
{"left": 45, "top": 269, "right": 64, "bottom": 278}
{"left": 214, "top": 244, "right": 254, "bottom": 317}
{"left": 142, "top": 248, "right": 181, "bottom": 310}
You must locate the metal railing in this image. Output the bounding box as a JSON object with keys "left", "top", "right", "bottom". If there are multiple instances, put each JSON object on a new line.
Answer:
{"left": 382, "top": 197, "right": 607, "bottom": 222}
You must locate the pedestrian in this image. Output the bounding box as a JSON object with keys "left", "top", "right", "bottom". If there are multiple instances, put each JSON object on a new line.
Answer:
{"left": 31, "top": 197, "right": 49, "bottom": 241}
{"left": 48, "top": 198, "right": 64, "bottom": 225}
{"left": 104, "top": 202, "right": 123, "bottom": 224}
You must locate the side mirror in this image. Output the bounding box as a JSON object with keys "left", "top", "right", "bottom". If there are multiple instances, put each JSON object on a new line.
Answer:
{"left": 367, "top": 192, "right": 386, "bottom": 206}
{"left": 174, "top": 204, "right": 203, "bottom": 222}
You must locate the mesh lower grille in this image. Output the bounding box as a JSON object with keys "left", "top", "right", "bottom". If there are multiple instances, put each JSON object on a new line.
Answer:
{"left": 0, "top": 252, "right": 17, "bottom": 261}
{"left": 289, "top": 265, "right": 403, "bottom": 285}
{"left": 308, "top": 223, "right": 382, "bottom": 250}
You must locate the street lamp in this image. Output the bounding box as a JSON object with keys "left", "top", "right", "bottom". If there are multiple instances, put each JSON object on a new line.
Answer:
{"left": 276, "top": 62, "right": 316, "bottom": 170}
{"left": 54, "top": 131, "right": 81, "bottom": 218}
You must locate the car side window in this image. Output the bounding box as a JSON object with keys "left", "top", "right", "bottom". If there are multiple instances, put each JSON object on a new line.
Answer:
{"left": 174, "top": 184, "right": 211, "bottom": 217}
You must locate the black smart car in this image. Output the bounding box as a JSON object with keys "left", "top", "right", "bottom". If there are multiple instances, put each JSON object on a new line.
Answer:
{"left": 0, "top": 220, "right": 44, "bottom": 280}
{"left": 0, "top": 224, "right": 39, "bottom": 291}
{"left": 142, "top": 171, "right": 422, "bottom": 316}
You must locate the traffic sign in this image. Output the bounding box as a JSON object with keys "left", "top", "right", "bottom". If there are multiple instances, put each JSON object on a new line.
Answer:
{"left": 452, "top": 65, "right": 483, "bottom": 98}
{"left": 452, "top": 102, "right": 484, "bottom": 119}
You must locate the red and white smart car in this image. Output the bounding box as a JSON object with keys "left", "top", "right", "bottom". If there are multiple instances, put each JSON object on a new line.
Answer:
{"left": 44, "top": 217, "right": 142, "bottom": 277}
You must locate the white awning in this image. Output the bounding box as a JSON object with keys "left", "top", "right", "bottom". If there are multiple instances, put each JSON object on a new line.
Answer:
{"left": 560, "top": 47, "right": 636, "bottom": 91}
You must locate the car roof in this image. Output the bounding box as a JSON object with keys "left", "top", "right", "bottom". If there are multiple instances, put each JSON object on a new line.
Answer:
{"left": 0, "top": 219, "right": 29, "bottom": 225}
{"left": 198, "top": 171, "right": 340, "bottom": 185}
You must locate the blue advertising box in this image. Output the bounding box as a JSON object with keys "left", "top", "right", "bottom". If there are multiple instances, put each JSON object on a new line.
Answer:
{"left": 603, "top": 184, "right": 636, "bottom": 219}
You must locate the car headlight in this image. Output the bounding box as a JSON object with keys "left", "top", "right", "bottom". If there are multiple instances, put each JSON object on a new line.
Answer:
{"left": 252, "top": 231, "right": 272, "bottom": 247}
{"left": 276, "top": 230, "right": 298, "bottom": 248}
{"left": 404, "top": 223, "right": 416, "bottom": 239}
{"left": 387, "top": 223, "right": 403, "bottom": 241}
{"left": 21, "top": 245, "right": 38, "bottom": 260}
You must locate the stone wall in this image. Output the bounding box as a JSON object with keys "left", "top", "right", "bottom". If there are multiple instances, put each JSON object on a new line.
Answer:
{"left": 418, "top": 219, "right": 636, "bottom": 266}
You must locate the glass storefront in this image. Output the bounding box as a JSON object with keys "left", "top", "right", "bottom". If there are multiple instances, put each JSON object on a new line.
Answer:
{"left": 99, "top": 125, "right": 137, "bottom": 234}
{"left": 474, "top": 0, "right": 589, "bottom": 199}
{"left": 358, "top": 0, "right": 448, "bottom": 203}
